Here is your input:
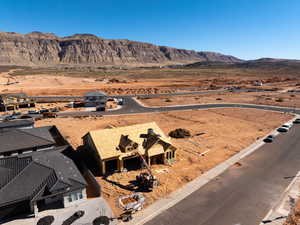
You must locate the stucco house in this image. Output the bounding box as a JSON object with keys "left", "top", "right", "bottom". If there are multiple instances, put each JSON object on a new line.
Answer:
{"left": 0, "top": 150, "right": 87, "bottom": 220}
{"left": 84, "top": 91, "right": 107, "bottom": 107}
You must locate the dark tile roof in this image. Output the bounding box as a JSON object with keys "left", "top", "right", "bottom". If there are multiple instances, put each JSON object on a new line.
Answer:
{"left": 23, "top": 126, "right": 55, "bottom": 143}
{"left": 0, "top": 119, "right": 34, "bottom": 130}
{"left": 0, "top": 93, "right": 28, "bottom": 98}
{"left": 0, "top": 127, "right": 56, "bottom": 154}
{"left": 0, "top": 150, "right": 86, "bottom": 207}
{"left": 84, "top": 91, "right": 106, "bottom": 97}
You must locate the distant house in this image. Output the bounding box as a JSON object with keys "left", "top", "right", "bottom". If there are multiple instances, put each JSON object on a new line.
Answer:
{"left": 84, "top": 91, "right": 107, "bottom": 107}
{"left": 0, "top": 93, "right": 35, "bottom": 111}
{"left": 253, "top": 81, "right": 263, "bottom": 86}
{"left": 82, "top": 122, "right": 177, "bottom": 175}
{"left": 0, "top": 126, "right": 70, "bottom": 158}
{"left": 0, "top": 150, "right": 87, "bottom": 220}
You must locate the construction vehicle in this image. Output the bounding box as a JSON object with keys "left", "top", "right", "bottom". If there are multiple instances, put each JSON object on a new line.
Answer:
{"left": 42, "top": 112, "right": 57, "bottom": 118}
{"left": 135, "top": 151, "right": 159, "bottom": 190}
{"left": 117, "top": 209, "right": 134, "bottom": 222}
{"left": 105, "top": 210, "right": 134, "bottom": 223}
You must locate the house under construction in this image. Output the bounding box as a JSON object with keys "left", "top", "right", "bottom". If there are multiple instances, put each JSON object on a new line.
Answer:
{"left": 0, "top": 93, "right": 35, "bottom": 111}
{"left": 82, "top": 122, "right": 177, "bottom": 175}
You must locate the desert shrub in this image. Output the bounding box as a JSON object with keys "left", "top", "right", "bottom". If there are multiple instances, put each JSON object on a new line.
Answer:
{"left": 169, "top": 128, "right": 191, "bottom": 138}
{"left": 276, "top": 98, "right": 284, "bottom": 102}
{"left": 165, "top": 98, "right": 172, "bottom": 102}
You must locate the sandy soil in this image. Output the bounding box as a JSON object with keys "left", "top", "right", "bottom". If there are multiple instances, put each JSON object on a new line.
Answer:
{"left": 139, "top": 91, "right": 300, "bottom": 108}
{"left": 284, "top": 200, "right": 300, "bottom": 225}
{"left": 36, "top": 108, "right": 292, "bottom": 215}
{"left": 0, "top": 70, "right": 205, "bottom": 96}
{"left": 1, "top": 70, "right": 299, "bottom": 97}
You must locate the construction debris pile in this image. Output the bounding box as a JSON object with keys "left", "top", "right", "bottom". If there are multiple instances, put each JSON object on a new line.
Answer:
{"left": 169, "top": 128, "right": 191, "bottom": 138}
{"left": 118, "top": 193, "right": 145, "bottom": 212}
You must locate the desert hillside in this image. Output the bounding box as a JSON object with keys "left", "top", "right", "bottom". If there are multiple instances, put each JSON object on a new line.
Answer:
{"left": 0, "top": 31, "right": 242, "bottom": 66}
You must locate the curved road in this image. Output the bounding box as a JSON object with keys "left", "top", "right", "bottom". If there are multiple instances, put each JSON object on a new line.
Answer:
{"left": 58, "top": 96, "right": 299, "bottom": 117}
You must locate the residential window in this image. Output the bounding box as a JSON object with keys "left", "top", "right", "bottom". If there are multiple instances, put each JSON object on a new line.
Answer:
{"left": 67, "top": 191, "right": 83, "bottom": 202}
{"left": 78, "top": 192, "right": 83, "bottom": 199}
{"left": 71, "top": 193, "right": 78, "bottom": 201}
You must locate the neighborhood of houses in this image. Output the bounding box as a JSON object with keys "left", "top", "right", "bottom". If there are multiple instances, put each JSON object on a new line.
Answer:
{"left": 0, "top": 92, "right": 177, "bottom": 223}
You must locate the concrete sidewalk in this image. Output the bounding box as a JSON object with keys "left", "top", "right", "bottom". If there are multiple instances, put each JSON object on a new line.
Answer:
{"left": 260, "top": 171, "right": 300, "bottom": 225}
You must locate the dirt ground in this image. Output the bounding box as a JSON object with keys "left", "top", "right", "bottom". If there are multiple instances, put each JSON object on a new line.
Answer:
{"left": 284, "top": 199, "right": 300, "bottom": 225}
{"left": 36, "top": 108, "right": 292, "bottom": 215}
{"left": 139, "top": 91, "right": 300, "bottom": 108}
{"left": 1, "top": 69, "right": 300, "bottom": 97}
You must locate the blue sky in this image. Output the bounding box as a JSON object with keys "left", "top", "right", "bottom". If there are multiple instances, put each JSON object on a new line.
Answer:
{"left": 0, "top": 0, "right": 299, "bottom": 60}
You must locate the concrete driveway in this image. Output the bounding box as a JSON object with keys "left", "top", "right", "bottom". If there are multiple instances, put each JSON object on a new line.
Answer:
{"left": 3, "top": 198, "right": 116, "bottom": 225}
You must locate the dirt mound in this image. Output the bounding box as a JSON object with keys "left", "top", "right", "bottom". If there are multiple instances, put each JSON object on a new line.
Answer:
{"left": 283, "top": 200, "right": 300, "bottom": 225}
{"left": 169, "top": 128, "right": 191, "bottom": 138}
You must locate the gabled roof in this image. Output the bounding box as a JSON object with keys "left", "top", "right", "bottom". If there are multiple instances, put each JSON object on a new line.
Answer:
{"left": 84, "top": 122, "right": 174, "bottom": 160}
{"left": 0, "top": 150, "right": 86, "bottom": 207}
{"left": 0, "top": 127, "right": 56, "bottom": 154}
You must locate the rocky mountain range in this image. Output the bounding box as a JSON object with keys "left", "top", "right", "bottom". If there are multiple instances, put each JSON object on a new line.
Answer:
{"left": 0, "top": 31, "right": 242, "bottom": 66}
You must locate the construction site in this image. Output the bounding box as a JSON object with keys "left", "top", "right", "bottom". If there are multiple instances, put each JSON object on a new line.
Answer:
{"left": 82, "top": 122, "right": 177, "bottom": 176}
{"left": 1, "top": 66, "right": 300, "bottom": 223}
{"left": 0, "top": 93, "right": 35, "bottom": 111}
{"left": 35, "top": 108, "right": 293, "bottom": 215}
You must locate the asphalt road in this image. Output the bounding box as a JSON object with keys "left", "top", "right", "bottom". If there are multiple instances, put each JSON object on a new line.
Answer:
{"left": 145, "top": 125, "right": 300, "bottom": 225}
{"left": 58, "top": 96, "right": 300, "bottom": 117}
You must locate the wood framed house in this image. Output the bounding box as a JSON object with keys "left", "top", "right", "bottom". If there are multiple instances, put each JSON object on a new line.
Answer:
{"left": 82, "top": 122, "right": 177, "bottom": 175}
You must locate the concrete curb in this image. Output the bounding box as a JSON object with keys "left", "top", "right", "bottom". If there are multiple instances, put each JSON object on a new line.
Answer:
{"left": 133, "top": 97, "right": 300, "bottom": 111}
{"left": 123, "top": 115, "right": 299, "bottom": 225}
{"left": 259, "top": 170, "right": 300, "bottom": 225}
